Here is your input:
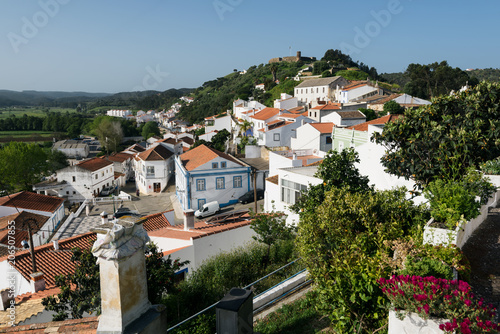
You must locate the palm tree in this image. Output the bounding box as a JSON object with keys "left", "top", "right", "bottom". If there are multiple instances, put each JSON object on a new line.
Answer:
{"left": 269, "top": 63, "right": 278, "bottom": 82}
{"left": 238, "top": 119, "right": 253, "bottom": 137}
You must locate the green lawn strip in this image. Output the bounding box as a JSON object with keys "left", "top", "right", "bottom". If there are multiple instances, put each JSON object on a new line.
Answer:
{"left": 254, "top": 294, "right": 332, "bottom": 334}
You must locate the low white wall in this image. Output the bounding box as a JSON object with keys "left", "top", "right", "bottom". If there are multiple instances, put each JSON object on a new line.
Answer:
{"left": 388, "top": 310, "right": 446, "bottom": 334}
{"left": 253, "top": 271, "right": 307, "bottom": 310}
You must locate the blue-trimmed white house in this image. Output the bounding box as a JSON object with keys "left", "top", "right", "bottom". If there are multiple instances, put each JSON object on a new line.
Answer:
{"left": 175, "top": 144, "right": 252, "bottom": 210}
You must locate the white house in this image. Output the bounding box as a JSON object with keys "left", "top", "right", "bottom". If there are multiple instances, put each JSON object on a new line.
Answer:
{"left": 307, "top": 102, "right": 342, "bottom": 122}
{"left": 294, "top": 76, "right": 349, "bottom": 105}
{"left": 264, "top": 165, "right": 322, "bottom": 226}
{"left": 290, "top": 122, "right": 335, "bottom": 154}
{"left": 175, "top": 144, "right": 252, "bottom": 210}
{"left": 255, "top": 113, "right": 314, "bottom": 148}
{"left": 0, "top": 191, "right": 65, "bottom": 248}
{"left": 268, "top": 149, "right": 322, "bottom": 176}
{"left": 101, "top": 152, "right": 135, "bottom": 182}
{"left": 274, "top": 93, "right": 298, "bottom": 110}
{"left": 336, "top": 82, "right": 383, "bottom": 103}
{"left": 106, "top": 109, "right": 132, "bottom": 118}
{"left": 135, "top": 143, "right": 175, "bottom": 194}
{"left": 322, "top": 110, "right": 366, "bottom": 127}
{"left": 55, "top": 158, "right": 115, "bottom": 202}
{"left": 250, "top": 107, "right": 281, "bottom": 132}
{"left": 233, "top": 99, "right": 266, "bottom": 120}
{"left": 52, "top": 140, "right": 89, "bottom": 160}
{"left": 205, "top": 112, "right": 232, "bottom": 134}
{"left": 148, "top": 214, "right": 256, "bottom": 276}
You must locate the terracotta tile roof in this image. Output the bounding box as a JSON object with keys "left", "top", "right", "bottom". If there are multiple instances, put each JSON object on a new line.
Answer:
{"left": 162, "top": 246, "right": 190, "bottom": 256}
{"left": 368, "top": 93, "right": 403, "bottom": 105}
{"left": 347, "top": 114, "right": 402, "bottom": 132}
{"left": 0, "top": 316, "right": 98, "bottom": 333}
{"left": 179, "top": 137, "right": 194, "bottom": 145}
{"left": 295, "top": 76, "right": 344, "bottom": 88}
{"left": 114, "top": 172, "right": 125, "bottom": 179}
{"left": 0, "top": 233, "right": 97, "bottom": 288}
{"left": 142, "top": 211, "right": 173, "bottom": 231}
{"left": 258, "top": 121, "right": 292, "bottom": 132}
{"left": 309, "top": 122, "right": 334, "bottom": 134}
{"left": 301, "top": 111, "right": 309, "bottom": 117}
{"left": 311, "top": 102, "right": 341, "bottom": 110}
{"left": 157, "top": 138, "right": 179, "bottom": 145}
{"left": 0, "top": 192, "right": 64, "bottom": 213}
{"left": 287, "top": 106, "right": 306, "bottom": 114}
{"left": 102, "top": 152, "right": 132, "bottom": 163}
{"left": 305, "top": 159, "right": 324, "bottom": 167}
{"left": 342, "top": 81, "right": 374, "bottom": 91}
{"left": 180, "top": 145, "right": 245, "bottom": 171}
{"left": 250, "top": 108, "right": 280, "bottom": 121}
{"left": 77, "top": 158, "right": 113, "bottom": 172}
{"left": 137, "top": 144, "right": 174, "bottom": 161}
{"left": 279, "top": 113, "right": 302, "bottom": 119}
{"left": 149, "top": 215, "right": 252, "bottom": 241}
{"left": 128, "top": 144, "right": 146, "bottom": 152}
{"left": 0, "top": 211, "right": 49, "bottom": 249}
{"left": 266, "top": 175, "right": 279, "bottom": 185}
{"left": 336, "top": 111, "right": 366, "bottom": 119}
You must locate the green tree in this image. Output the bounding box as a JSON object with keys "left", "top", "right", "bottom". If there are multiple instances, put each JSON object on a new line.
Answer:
{"left": 90, "top": 116, "right": 123, "bottom": 154}
{"left": 373, "top": 81, "right": 500, "bottom": 187}
{"left": 142, "top": 121, "right": 161, "bottom": 140}
{"left": 42, "top": 243, "right": 188, "bottom": 321}
{"left": 269, "top": 63, "right": 278, "bottom": 82}
{"left": 210, "top": 128, "right": 230, "bottom": 152}
{"left": 312, "top": 61, "right": 330, "bottom": 75}
{"left": 383, "top": 100, "right": 404, "bottom": 115}
{"left": 0, "top": 142, "right": 49, "bottom": 191}
{"left": 359, "top": 108, "right": 377, "bottom": 121}
{"left": 250, "top": 209, "right": 295, "bottom": 261}
{"left": 47, "top": 149, "right": 69, "bottom": 173}
{"left": 297, "top": 187, "right": 427, "bottom": 332}
{"left": 334, "top": 69, "right": 369, "bottom": 81}
{"left": 237, "top": 119, "right": 253, "bottom": 137}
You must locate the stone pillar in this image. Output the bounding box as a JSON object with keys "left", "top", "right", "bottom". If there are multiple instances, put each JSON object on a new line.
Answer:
{"left": 184, "top": 209, "right": 194, "bottom": 230}
{"left": 92, "top": 220, "right": 162, "bottom": 333}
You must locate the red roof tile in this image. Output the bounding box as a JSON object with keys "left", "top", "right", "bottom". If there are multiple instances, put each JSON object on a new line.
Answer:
{"left": 347, "top": 114, "right": 402, "bottom": 132}
{"left": 149, "top": 216, "right": 252, "bottom": 241}
{"left": 142, "top": 211, "right": 173, "bottom": 231}
{"left": 77, "top": 158, "right": 113, "bottom": 172}
{"left": 180, "top": 145, "right": 245, "bottom": 171}
{"left": 0, "top": 233, "right": 97, "bottom": 288}
{"left": 368, "top": 93, "right": 403, "bottom": 105}
{"left": 0, "top": 317, "right": 99, "bottom": 333}
{"left": 127, "top": 144, "right": 146, "bottom": 152}
{"left": 309, "top": 122, "right": 334, "bottom": 134}
{"left": 266, "top": 175, "right": 279, "bottom": 185}
{"left": 137, "top": 144, "right": 174, "bottom": 161}
{"left": 279, "top": 113, "right": 302, "bottom": 119}
{"left": 250, "top": 108, "right": 280, "bottom": 121}
{"left": 310, "top": 102, "right": 341, "bottom": 110}
{"left": 0, "top": 192, "right": 64, "bottom": 213}
{"left": 102, "top": 152, "right": 132, "bottom": 163}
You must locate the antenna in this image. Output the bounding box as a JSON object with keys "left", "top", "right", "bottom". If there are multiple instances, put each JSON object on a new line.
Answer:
{"left": 289, "top": 46, "right": 292, "bottom": 57}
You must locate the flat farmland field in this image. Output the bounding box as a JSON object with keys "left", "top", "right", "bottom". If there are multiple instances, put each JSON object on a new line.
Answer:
{"left": 0, "top": 107, "right": 76, "bottom": 118}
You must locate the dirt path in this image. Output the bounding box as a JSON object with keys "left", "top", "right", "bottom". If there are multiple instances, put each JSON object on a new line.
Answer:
{"left": 461, "top": 204, "right": 500, "bottom": 320}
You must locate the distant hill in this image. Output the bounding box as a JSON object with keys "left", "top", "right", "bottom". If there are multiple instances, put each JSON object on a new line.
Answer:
{"left": 0, "top": 90, "right": 111, "bottom": 107}
{"left": 465, "top": 68, "right": 500, "bottom": 82}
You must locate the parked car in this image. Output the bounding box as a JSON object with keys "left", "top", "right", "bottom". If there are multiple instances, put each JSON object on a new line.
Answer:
{"left": 100, "top": 185, "right": 116, "bottom": 196}
{"left": 195, "top": 201, "right": 220, "bottom": 218}
{"left": 238, "top": 189, "right": 264, "bottom": 204}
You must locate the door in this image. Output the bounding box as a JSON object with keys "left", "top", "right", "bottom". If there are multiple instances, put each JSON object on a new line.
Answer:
{"left": 153, "top": 183, "right": 161, "bottom": 193}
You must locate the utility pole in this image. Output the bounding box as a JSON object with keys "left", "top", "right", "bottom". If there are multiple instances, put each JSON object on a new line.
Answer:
{"left": 253, "top": 169, "right": 258, "bottom": 213}
{"left": 20, "top": 218, "right": 42, "bottom": 273}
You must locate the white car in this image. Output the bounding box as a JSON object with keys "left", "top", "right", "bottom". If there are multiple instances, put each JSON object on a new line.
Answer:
{"left": 195, "top": 201, "right": 220, "bottom": 218}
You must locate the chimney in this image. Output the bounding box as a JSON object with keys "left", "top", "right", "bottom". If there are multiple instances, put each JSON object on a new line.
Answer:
{"left": 92, "top": 220, "right": 166, "bottom": 333}
{"left": 30, "top": 272, "right": 45, "bottom": 293}
{"left": 0, "top": 289, "right": 13, "bottom": 311}
{"left": 100, "top": 211, "right": 109, "bottom": 225}
{"left": 293, "top": 153, "right": 297, "bottom": 160}
{"left": 52, "top": 240, "right": 59, "bottom": 250}
{"left": 184, "top": 209, "right": 195, "bottom": 230}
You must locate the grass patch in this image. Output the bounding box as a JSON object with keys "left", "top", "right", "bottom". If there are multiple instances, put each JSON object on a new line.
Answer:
{"left": 254, "top": 294, "right": 332, "bottom": 334}
{"left": 0, "top": 131, "right": 54, "bottom": 137}
{"left": 0, "top": 107, "right": 76, "bottom": 118}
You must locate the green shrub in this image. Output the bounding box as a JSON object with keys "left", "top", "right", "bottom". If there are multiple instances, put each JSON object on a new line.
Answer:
{"left": 481, "top": 157, "right": 500, "bottom": 175}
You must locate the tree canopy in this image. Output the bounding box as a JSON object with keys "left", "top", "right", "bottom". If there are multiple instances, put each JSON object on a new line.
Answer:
{"left": 142, "top": 121, "right": 161, "bottom": 140}
{"left": 89, "top": 116, "right": 123, "bottom": 154}
{"left": 382, "top": 100, "right": 404, "bottom": 115}
{"left": 373, "top": 81, "right": 500, "bottom": 187}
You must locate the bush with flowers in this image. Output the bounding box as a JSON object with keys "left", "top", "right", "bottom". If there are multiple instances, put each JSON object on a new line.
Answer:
{"left": 378, "top": 275, "right": 499, "bottom": 333}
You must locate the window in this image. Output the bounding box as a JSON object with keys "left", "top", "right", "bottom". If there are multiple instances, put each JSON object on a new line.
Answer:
{"left": 196, "top": 179, "right": 206, "bottom": 191}
{"left": 101, "top": 171, "right": 104, "bottom": 177}
{"left": 72, "top": 176, "right": 76, "bottom": 182}
{"left": 66, "top": 191, "right": 69, "bottom": 195}
{"left": 73, "top": 191, "right": 76, "bottom": 195}
{"left": 280, "top": 179, "right": 307, "bottom": 204}
{"left": 323, "top": 87, "right": 325, "bottom": 93}
{"left": 198, "top": 199, "right": 206, "bottom": 209}
{"left": 212, "top": 162, "right": 218, "bottom": 169}
{"left": 273, "top": 133, "right": 280, "bottom": 141}
{"left": 216, "top": 177, "right": 225, "bottom": 190}
{"left": 221, "top": 162, "right": 227, "bottom": 168}
{"left": 95, "top": 174, "right": 98, "bottom": 180}
{"left": 147, "top": 166, "right": 155, "bottom": 176}
{"left": 326, "top": 136, "right": 332, "bottom": 144}
{"left": 233, "top": 176, "right": 242, "bottom": 188}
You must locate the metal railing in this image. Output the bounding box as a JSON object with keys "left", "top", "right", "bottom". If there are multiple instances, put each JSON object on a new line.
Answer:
{"left": 166, "top": 258, "right": 303, "bottom": 332}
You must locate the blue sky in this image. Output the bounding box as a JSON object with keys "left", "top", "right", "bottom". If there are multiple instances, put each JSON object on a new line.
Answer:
{"left": 0, "top": 0, "right": 498, "bottom": 93}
